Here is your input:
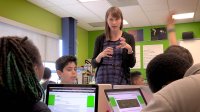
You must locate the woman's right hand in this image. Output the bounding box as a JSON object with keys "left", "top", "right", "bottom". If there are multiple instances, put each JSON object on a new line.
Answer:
{"left": 95, "top": 47, "right": 113, "bottom": 63}
{"left": 99, "top": 47, "right": 113, "bottom": 58}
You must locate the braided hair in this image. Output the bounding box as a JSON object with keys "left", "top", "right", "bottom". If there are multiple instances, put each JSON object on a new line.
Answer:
{"left": 0, "top": 36, "right": 43, "bottom": 103}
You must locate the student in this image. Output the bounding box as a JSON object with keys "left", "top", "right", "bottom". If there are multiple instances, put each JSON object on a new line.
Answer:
{"left": 184, "top": 63, "right": 200, "bottom": 77}
{"left": 164, "top": 45, "right": 193, "bottom": 67}
{"left": 145, "top": 13, "right": 193, "bottom": 93}
{"left": 166, "top": 12, "right": 177, "bottom": 46}
{"left": 41, "top": 67, "right": 56, "bottom": 91}
{"left": 146, "top": 53, "right": 191, "bottom": 93}
{"left": 0, "top": 36, "right": 50, "bottom": 112}
{"left": 130, "top": 71, "right": 145, "bottom": 85}
{"left": 55, "top": 55, "right": 78, "bottom": 84}
{"left": 142, "top": 74, "right": 200, "bottom": 112}
{"left": 91, "top": 6, "right": 136, "bottom": 85}
{"left": 141, "top": 13, "right": 198, "bottom": 112}
{"left": 165, "top": 12, "right": 194, "bottom": 66}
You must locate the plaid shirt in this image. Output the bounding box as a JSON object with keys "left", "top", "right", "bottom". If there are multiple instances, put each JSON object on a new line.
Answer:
{"left": 96, "top": 40, "right": 128, "bottom": 84}
{"left": 92, "top": 32, "right": 136, "bottom": 85}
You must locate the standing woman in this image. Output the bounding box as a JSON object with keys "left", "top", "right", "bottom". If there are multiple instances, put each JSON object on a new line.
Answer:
{"left": 91, "top": 6, "right": 136, "bottom": 85}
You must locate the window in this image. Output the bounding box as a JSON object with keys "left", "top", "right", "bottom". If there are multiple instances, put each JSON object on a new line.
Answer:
{"left": 43, "top": 62, "right": 60, "bottom": 83}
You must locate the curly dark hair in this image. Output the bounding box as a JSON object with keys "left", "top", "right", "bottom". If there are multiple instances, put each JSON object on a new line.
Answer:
{"left": 146, "top": 53, "right": 191, "bottom": 93}
{"left": 164, "top": 45, "right": 193, "bottom": 67}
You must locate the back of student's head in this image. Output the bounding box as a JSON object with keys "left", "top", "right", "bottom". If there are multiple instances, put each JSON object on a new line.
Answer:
{"left": 164, "top": 45, "right": 193, "bottom": 66}
{"left": 0, "top": 36, "right": 43, "bottom": 104}
{"left": 21, "top": 37, "right": 44, "bottom": 80}
{"left": 56, "top": 55, "right": 77, "bottom": 71}
{"left": 43, "top": 67, "right": 52, "bottom": 80}
{"left": 146, "top": 53, "right": 191, "bottom": 93}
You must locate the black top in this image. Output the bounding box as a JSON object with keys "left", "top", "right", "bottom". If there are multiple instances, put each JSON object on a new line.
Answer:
{"left": 42, "top": 80, "right": 56, "bottom": 91}
{"left": 0, "top": 87, "right": 51, "bottom": 112}
{"left": 91, "top": 32, "right": 136, "bottom": 83}
{"left": 32, "top": 102, "right": 51, "bottom": 112}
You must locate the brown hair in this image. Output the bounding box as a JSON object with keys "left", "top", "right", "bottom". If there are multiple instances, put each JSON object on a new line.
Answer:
{"left": 105, "top": 6, "right": 123, "bottom": 39}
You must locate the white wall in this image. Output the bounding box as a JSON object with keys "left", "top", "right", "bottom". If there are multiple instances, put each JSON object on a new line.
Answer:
{"left": 180, "top": 39, "right": 200, "bottom": 65}
{"left": 0, "top": 21, "right": 60, "bottom": 62}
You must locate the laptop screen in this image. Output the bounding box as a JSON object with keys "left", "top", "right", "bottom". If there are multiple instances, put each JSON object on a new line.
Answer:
{"left": 46, "top": 84, "right": 98, "bottom": 112}
{"left": 104, "top": 88, "right": 147, "bottom": 112}
{"left": 113, "top": 85, "right": 153, "bottom": 103}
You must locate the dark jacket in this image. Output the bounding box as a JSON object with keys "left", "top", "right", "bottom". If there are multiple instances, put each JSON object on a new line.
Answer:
{"left": 0, "top": 87, "right": 51, "bottom": 112}
{"left": 42, "top": 80, "right": 56, "bottom": 91}
{"left": 91, "top": 32, "right": 136, "bottom": 81}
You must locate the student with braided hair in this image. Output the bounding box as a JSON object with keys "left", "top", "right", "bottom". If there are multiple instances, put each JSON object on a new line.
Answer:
{"left": 0, "top": 36, "right": 51, "bottom": 112}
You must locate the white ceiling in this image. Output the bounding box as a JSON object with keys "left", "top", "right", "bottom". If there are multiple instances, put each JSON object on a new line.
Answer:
{"left": 28, "top": 0, "right": 200, "bottom": 31}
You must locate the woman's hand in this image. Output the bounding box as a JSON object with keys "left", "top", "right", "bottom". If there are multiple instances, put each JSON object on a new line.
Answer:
{"left": 117, "top": 37, "right": 133, "bottom": 54}
{"left": 95, "top": 47, "right": 113, "bottom": 63}
{"left": 99, "top": 47, "right": 113, "bottom": 58}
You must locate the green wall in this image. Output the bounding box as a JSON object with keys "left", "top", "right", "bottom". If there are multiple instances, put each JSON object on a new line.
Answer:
{"left": 77, "top": 26, "right": 88, "bottom": 66}
{"left": 175, "top": 22, "right": 200, "bottom": 39}
{"left": 88, "top": 22, "right": 200, "bottom": 78}
{"left": 1, "top": 0, "right": 200, "bottom": 71}
{"left": 0, "top": 0, "right": 89, "bottom": 66}
{"left": 88, "top": 30, "right": 104, "bottom": 57}
{"left": 0, "top": 0, "right": 61, "bottom": 35}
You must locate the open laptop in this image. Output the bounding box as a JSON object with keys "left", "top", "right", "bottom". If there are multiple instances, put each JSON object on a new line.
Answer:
{"left": 98, "top": 84, "right": 112, "bottom": 112}
{"left": 104, "top": 88, "right": 147, "bottom": 112}
{"left": 46, "top": 84, "right": 98, "bottom": 112}
{"left": 113, "top": 85, "right": 153, "bottom": 103}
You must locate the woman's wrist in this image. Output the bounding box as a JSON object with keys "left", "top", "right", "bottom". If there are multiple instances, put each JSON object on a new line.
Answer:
{"left": 167, "top": 28, "right": 175, "bottom": 33}
{"left": 95, "top": 54, "right": 103, "bottom": 63}
{"left": 128, "top": 50, "right": 133, "bottom": 54}
{"left": 125, "top": 44, "right": 133, "bottom": 53}
{"left": 127, "top": 47, "right": 133, "bottom": 54}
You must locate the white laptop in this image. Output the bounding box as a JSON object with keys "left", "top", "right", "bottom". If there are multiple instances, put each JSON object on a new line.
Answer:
{"left": 104, "top": 88, "right": 147, "bottom": 112}
{"left": 46, "top": 84, "right": 98, "bottom": 112}
{"left": 113, "top": 85, "right": 153, "bottom": 103}
{"left": 98, "top": 84, "right": 112, "bottom": 112}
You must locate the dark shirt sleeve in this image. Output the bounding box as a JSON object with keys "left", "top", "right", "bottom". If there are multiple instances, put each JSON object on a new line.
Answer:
{"left": 124, "top": 32, "right": 136, "bottom": 68}
{"left": 91, "top": 35, "right": 103, "bottom": 68}
{"left": 32, "top": 102, "right": 51, "bottom": 112}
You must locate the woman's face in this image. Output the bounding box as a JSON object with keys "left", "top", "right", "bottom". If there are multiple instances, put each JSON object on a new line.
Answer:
{"left": 107, "top": 14, "right": 122, "bottom": 31}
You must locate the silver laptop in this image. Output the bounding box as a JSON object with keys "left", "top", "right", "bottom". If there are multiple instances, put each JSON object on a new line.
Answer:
{"left": 104, "top": 88, "right": 147, "bottom": 112}
{"left": 98, "top": 84, "right": 112, "bottom": 112}
{"left": 113, "top": 85, "right": 153, "bottom": 103}
{"left": 46, "top": 84, "right": 98, "bottom": 112}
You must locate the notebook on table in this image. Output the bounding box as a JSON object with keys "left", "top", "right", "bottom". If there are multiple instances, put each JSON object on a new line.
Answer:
{"left": 104, "top": 88, "right": 147, "bottom": 112}
{"left": 46, "top": 84, "right": 98, "bottom": 112}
